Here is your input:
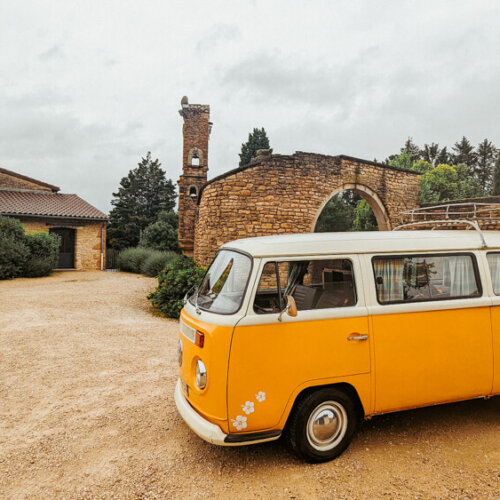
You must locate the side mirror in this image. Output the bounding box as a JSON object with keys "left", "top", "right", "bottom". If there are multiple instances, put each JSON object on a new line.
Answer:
{"left": 278, "top": 296, "right": 298, "bottom": 322}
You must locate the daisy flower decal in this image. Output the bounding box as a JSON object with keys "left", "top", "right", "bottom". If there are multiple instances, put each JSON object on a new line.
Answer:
{"left": 241, "top": 401, "right": 255, "bottom": 414}
{"left": 255, "top": 391, "right": 266, "bottom": 402}
{"left": 231, "top": 415, "right": 247, "bottom": 431}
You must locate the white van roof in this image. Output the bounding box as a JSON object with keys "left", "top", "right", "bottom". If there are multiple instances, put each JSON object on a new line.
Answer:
{"left": 222, "top": 230, "right": 500, "bottom": 257}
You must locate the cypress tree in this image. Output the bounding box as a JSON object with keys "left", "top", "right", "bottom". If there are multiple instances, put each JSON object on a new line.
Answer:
{"left": 239, "top": 128, "right": 272, "bottom": 166}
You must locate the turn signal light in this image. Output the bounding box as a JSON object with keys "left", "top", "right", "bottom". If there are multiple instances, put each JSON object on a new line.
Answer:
{"left": 195, "top": 330, "right": 205, "bottom": 348}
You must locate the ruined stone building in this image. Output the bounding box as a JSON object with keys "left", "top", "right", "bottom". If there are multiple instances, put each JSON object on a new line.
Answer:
{"left": 0, "top": 167, "right": 108, "bottom": 270}
{"left": 177, "top": 98, "right": 422, "bottom": 267}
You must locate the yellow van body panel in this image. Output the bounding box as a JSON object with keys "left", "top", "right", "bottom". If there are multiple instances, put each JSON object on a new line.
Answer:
{"left": 372, "top": 306, "right": 494, "bottom": 413}
{"left": 227, "top": 315, "right": 371, "bottom": 433}
{"left": 489, "top": 306, "right": 500, "bottom": 394}
{"left": 179, "top": 309, "right": 233, "bottom": 434}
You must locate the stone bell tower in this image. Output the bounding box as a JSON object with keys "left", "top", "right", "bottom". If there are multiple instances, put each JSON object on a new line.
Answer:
{"left": 177, "top": 96, "right": 211, "bottom": 256}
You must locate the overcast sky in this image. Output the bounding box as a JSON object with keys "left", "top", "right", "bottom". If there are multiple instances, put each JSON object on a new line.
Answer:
{"left": 1, "top": 0, "right": 499, "bottom": 213}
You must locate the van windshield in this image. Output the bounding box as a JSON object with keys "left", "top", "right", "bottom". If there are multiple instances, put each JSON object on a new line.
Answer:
{"left": 190, "top": 250, "right": 252, "bottom": 314}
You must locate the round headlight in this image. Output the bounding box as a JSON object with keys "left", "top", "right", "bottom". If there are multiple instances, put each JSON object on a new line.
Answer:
{"left": 177, "top": 339, "right": 183, "bottom": 367}
{"left": 195, "top": 359, "right": 207, "bottom": 390}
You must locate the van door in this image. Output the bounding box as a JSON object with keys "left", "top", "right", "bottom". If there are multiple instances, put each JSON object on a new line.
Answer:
{"left": 227, "top": 256, "right": 371, "bottom": 434}
{"left": 368, "top": 252, "right": 493, "bottom": 413}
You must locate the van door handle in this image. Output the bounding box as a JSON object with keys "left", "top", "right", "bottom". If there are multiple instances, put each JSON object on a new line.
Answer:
{"left": 347, "top": 334, "right": 368, "bottom": 341}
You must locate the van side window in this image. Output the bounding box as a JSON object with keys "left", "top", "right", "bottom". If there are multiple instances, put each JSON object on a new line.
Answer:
{"left": 253, "top": 259, "right": 356, "bottom": 314}
{"left": 486, "top": 253, "right": 500, "bottom": 295}
{"left": 373, "top": 254, "right": 480, "bottom": 304}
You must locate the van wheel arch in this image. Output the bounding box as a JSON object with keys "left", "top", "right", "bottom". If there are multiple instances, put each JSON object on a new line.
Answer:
{"left": 286, "top": 382, "right": 365, "bottom": 427}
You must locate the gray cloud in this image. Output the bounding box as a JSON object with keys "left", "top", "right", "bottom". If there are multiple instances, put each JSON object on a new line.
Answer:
{"left": 0, "top": 0, "right": 499, "bottom": 214}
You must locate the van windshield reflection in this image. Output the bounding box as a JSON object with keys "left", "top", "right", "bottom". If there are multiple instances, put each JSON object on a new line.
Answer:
{"left": 191, "top": 250, "right": 252, "bottom": 314}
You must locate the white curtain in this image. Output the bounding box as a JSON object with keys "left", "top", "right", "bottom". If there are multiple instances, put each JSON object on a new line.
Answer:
{"left": 487, "top": 254, "right": 500, "bottom": 295}
{"left": 445, "top": 255, "right": 477, "bottom": 296}
{"left": 373, "top": 259, "right": 404, "bottom": 302}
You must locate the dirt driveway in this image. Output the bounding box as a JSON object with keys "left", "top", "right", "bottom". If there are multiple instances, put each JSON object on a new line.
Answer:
{"left": 1, "top": 271, "right": 499, "bottom": 499}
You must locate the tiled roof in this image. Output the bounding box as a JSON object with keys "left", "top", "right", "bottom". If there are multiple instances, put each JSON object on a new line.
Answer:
{"left": 0, "top": 190, "right": 108, "bottom": 220}
{"left": 0, "top": 167, "right": 60, "bottom": 192}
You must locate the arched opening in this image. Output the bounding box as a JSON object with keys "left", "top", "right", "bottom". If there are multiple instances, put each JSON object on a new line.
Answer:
{"left": 188, "top": 185, "right": 198, "bottom": 199}
{"left": 188, "top": 147, "right": 203, "bottom": 166}
{"left": 313, "top": 184, "right": 391, "bottom": 232}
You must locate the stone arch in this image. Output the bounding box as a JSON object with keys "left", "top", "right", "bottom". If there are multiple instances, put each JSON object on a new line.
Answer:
{"left": 187, "top": 185, "right": 198, "bottom": 198}
{"left": 188, "top": 147, "right": 203, "bottom": 166}
{"left": 193, "top": 153, "right": 421, "bottom": 266}
{"left": 312, "top": 182, "right": 391, "bottom": 231}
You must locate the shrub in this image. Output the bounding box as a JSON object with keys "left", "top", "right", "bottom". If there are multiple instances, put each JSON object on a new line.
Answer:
{"left": 141, "top": 250, "right": 177, "bottom": 277}
{"left": 23, "top": 232, "right": 60, "bottom": 277}
{"left": 148, "top": 255, "right": 206, "bottom": 319}
{"left": 117, "top": 247, "right": 155, "bottom": 273}
{"left": 0, "top": 216, "right": 29, "bottom": 279}
{"left": 139, "top": 211, "right": 180, "bottom": 252}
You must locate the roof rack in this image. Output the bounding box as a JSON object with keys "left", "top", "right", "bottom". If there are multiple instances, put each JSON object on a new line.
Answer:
{"left": 393, "top": 219, "right": 488, "bottom": 248}
{"left": 399, "top": 202, "right": 500, "bottom": 222}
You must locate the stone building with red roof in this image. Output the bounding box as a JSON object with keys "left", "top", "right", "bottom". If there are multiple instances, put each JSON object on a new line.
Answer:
{"left": 0, "top": 167, "right": 108, "bottom": 270}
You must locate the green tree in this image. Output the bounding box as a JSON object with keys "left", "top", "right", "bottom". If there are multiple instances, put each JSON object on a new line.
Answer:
{"left": 107, "top": 152, "right": 176, "bottom": 250}
{"left": 388, "top": 150, "right": 414, "bottom": 171}
{"left": 493, "top": 154, "right": 500, "bottom": 195}
{"left": 315, "top": 194, "right": 356, "bottom": 232}
{"left": 139, "top": 211, "right": 180, "bottom": 252}
{"left": 421, "top": 143, "right": 449, "bottom": 166}
{"left": 451, "top": 136, "right": 476, "bottom": 174}
{"left": 475, "top": 139, "right": 497, "bottom": 190}
{"left": 352, "top": 200, "right": 378, "bottom": 231}
{"left": 239, "top": 128, "right": 272, "bottom": 166}
{"left": 402, "top": 137, "right": 421, "bottom": 163}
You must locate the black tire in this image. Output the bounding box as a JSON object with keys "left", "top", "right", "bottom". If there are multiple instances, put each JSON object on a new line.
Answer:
{"left": 286, "top": 387, "right": 358, "bottom": 463}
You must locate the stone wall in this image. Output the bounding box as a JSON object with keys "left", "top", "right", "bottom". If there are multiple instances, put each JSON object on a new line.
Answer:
{"left": 193, "top": 152, "right": 422, "bottom": 267}
{"left": 21, "top": 218, "right": 105, "bottom": 270}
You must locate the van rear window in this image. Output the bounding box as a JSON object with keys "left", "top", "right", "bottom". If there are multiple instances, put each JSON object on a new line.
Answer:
{"left": 372, "top": 254, "right": 480, "bottom": 304}
{"left": 486, "top": 253, "right": 500, "bottom": 295}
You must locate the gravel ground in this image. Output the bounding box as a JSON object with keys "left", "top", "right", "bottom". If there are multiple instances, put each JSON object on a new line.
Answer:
{"left": 0, "top": 271, "right": 499, "bottom": 499}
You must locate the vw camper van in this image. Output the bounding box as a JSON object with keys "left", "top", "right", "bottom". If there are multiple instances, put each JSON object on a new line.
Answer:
{"left": 175, "top": 230, "right": 500, "bottom": 462}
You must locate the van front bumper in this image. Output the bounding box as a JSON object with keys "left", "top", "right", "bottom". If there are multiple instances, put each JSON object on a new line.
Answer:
{"left": 174, "top": 379, "right": 281, "bottom": 446}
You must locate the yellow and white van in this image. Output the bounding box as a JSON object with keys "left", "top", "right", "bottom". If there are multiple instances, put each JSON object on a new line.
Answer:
{"left": 174, "top": 230, "right": 500, "bottom": 462}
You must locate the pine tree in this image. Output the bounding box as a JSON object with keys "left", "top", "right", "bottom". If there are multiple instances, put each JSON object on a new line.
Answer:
{"left": 475, "top": 139, "right": 497, "bottom": 191}
{"left": 421, "top": 143, "right": 449, "bottom": 166}
{"left": 493, "top": 153, "right": 500, "bottom": 196}
{"left": 402, "top": 137, "right": 421, "bottom": 163}
{"left": 451, "top": 136, "right": 476, "bottom": 174}
{"left": 436, "top": 146, "right": 449, "bottom": 165}
{"left": 107, "top": 152, "right": 176, "bottom": 250}
{"left": 239, "top": 128, "right": 272, "bottom": 166}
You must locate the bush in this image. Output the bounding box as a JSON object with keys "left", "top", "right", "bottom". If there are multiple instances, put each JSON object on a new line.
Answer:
{"left": 141, "top": 250, "right": 177, "bottom": 277}
{"left": 117, "top": 247, "right": 156, "bottom": 273}
{"left": 139, "top": 211, "right": 180, "bottom": 252}
{"left": 148, "top": 255, "right": 206, "bottom": 319}
{"left": 0, "top": 216, "right": 29, "bottom": 279}
{"left": 23, "top": 232, "right": 60, "bottom": 277}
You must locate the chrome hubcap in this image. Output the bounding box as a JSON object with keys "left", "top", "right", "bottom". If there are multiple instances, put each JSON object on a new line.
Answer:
{"left": 306, "top": 401, "right": 348, "bottom": 451}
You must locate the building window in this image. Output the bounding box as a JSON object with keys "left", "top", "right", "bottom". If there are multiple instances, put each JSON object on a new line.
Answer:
{"left": 192, "top": 153, "right": 200, "bottom": 166}
{"left": 188, "top": 185, "right": 198, "bottom": 199}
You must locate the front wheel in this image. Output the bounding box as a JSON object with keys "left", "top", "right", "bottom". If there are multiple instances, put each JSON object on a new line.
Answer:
{"left": 286, "top": 387, "right": 358, "bottom": 463}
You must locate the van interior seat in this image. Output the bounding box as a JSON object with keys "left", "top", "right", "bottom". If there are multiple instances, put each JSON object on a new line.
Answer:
{"left": 292, "top": 284, "right": 320, "bottom": 310}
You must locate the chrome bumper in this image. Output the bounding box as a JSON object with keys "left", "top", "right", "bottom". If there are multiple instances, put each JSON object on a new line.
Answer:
{"left": 174, "top": 379, "right": 281, "bottom": 447}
